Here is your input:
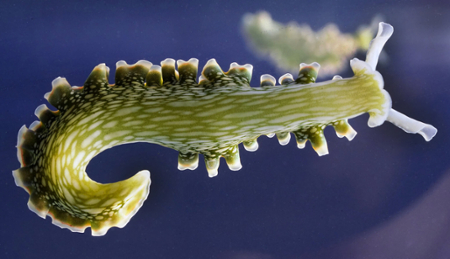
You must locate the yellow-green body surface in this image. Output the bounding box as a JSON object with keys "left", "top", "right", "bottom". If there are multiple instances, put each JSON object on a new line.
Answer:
{"left": 13, "top": 23, "right": 437, "bottom": 235}
{"left": 241, "top": 11, "right": 381, "bottom": 76}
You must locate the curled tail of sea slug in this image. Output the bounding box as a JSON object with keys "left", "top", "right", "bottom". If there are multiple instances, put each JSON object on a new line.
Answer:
{"left": 13, "top": 22, "right": 437, "bottom": 236}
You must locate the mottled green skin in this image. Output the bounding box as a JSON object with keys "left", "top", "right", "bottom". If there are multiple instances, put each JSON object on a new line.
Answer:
{"left": 13, "top": 21, "right": 439, "bottom": 236}
{"left": 241, "top": 11, "right": 377, "bottom": 76}
{"left": 13, "top": 57, "right": 389, "bottom": 236}
{"left": 72, "top": 72, "right": 382, "bottom": 152}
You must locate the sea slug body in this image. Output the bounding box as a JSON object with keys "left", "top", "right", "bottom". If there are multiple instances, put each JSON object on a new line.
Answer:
{"left": 13, "top": 23, "right": 437, "bottom": 236}
{"left": 241, "top": 11, "right": 381, "bottom": 76}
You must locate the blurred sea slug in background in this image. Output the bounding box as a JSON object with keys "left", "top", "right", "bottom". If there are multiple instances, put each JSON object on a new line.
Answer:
{"left": 14, "top": 22, "right": 436, "bottom": 236}
{"left": 241, "top": 11, "right": 381, "bottom": 77}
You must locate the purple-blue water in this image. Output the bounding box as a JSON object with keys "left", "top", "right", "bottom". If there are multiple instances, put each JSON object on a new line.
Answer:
{"left": 1, "top": 0, "right": 449, "bottom": 258}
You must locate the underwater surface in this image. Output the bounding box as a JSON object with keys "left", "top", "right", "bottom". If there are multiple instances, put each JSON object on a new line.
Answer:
{"left": 1, "top": 0, "right": 449, "bottom": 258}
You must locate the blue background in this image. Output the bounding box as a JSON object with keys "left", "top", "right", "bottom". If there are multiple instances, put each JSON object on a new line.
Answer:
{"left": 1, "top": 0, "right": 449, "bottom": 258}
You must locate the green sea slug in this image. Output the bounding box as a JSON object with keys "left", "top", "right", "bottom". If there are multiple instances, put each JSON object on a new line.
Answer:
{"left": 13, "top": 23, "right": 437, "bottom": 236}
{"left": 242, "top": 11, "right": 382, "bottom": 76}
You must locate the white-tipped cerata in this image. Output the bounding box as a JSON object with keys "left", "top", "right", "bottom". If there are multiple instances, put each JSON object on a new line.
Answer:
{"left": 51, "top": 77, "right": 70, "bottom": 89}
{"left": 135, "top": 60, "right": 153, "bottom": 69}
{"left": 116, "top": 60, "right": 128, "bottom": 68}
{"left": 177, "top": 58, "right": 199, "bottom": 69}
{"left": 260, "top": 74, "right": 276, "bottom": 85}
{"left": 278, "top": 73, "right": 294, "bottom": 85}
{"left": 243, "top": 64, "right": 253, "bottom": 74}
{"left": 150, "top": 64, "right": 161, "bottom": 72}
{"left": 229, "top": 62, "right": 239, "bottom": 69}
{"left": 161, "top": 58, "right": 176, "bottom": 67}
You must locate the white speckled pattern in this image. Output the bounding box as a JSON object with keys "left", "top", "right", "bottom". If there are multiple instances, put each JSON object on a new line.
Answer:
{"left": 13, "top": 23, "right": 436, "bottom": 236}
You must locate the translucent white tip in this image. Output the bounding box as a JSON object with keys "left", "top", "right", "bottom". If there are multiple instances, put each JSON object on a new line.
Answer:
{"left": 365, "top": 22, "right": 394, "bottom": 70}
{"left": 387, "top": 109, "right": 437, "bottom": 141}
